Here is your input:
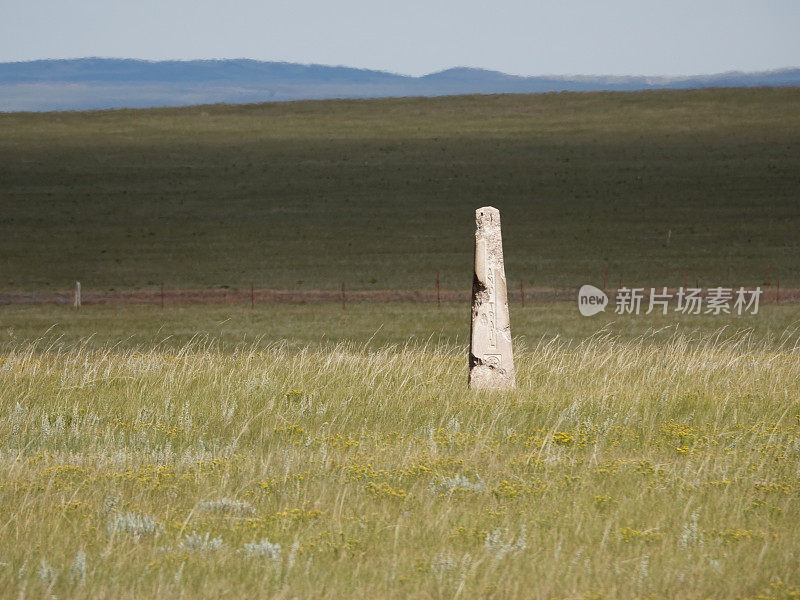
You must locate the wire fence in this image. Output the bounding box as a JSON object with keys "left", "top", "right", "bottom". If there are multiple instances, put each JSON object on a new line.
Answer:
{"left": 0, "top": 279, "right": 795, "bottom": 308}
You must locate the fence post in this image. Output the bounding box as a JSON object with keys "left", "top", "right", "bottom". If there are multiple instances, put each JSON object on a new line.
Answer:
{"left": 74, "top": 281, "right": 81, "bottom": 310}
{"left": 160, "top": 282, "right": 165, "bottom": 309}
{"left": 436, "top": 270, "right": 440, "bottom": 308}
{"left": 341, "top": 282, "right": 346, "bottom": 310}
{"left": 520, "top": 281, "right": 525, "bottom": 307}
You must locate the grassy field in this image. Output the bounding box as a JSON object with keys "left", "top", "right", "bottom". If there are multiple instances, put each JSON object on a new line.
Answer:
{"left": 1, "top": 301, "right": 799, "bottom": 349}
{"left": 1, "top": 87, "right": 799, "bottom": 293}
{"left": 2, "top": 88, "right": 799, "bottom": 597}
{"left": 1, "top": 304, "right": 800, "bottom": 598}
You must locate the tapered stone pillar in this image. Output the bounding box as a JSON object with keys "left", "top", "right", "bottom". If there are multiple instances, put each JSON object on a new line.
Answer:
{"left": 469, "top": 207, "right": 515, "bottom": 390}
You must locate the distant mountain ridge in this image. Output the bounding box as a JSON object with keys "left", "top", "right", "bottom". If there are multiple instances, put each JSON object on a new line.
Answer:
{"left": 1, "top": 58, "right": 799, "bottom": 112}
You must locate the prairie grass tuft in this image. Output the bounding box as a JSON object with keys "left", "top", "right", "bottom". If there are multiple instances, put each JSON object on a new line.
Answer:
{"left": 197, "top": 498, "right": 256, "bottom": 516}
{"left": 107, "top": 512, "right": 163, "bottom": 539}
{"left": 428, "top": 474, "right": 486, "bottom": 495}
{"left": 179, "top": 532, "right": 225, "bottom": 552}
{"left": 240, "top": 539, "right": 282, "bottom": 560}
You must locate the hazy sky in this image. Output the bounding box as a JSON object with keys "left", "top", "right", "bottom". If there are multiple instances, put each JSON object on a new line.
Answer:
{"left": 2, "top": 0, "right": 798, "bottom": 76}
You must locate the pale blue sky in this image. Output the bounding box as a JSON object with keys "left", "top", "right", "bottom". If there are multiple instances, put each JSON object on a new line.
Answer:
{"left": 1, "top": 0, "right": 798, "bottom": 76}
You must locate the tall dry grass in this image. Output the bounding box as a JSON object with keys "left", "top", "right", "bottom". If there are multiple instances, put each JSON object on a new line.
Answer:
{"left": 1, "top": 330, "right": 799, "bottom": 598}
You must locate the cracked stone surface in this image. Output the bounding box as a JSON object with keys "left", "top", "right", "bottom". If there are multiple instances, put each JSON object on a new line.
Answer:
{"left": 469, "top": 206, "right": 515, "bottom": 390}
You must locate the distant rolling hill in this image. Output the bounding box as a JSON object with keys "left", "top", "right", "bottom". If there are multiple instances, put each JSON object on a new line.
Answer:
{"left": 1, "top": 58, "right": 799, "bottom": 112}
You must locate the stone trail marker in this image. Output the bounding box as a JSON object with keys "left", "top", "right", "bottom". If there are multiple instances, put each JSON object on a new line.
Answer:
{"left": 469, "top": 206, "right": 515, "bottom": 390}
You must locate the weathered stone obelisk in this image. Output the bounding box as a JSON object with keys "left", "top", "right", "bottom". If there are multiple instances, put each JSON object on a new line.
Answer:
{"left": 469, "top": 207, "right": 515, "bottom": 390}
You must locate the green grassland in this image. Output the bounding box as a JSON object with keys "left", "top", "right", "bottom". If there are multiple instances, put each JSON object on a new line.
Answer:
{"left": 1, "top": 304, "right": 800, "bottom": 599}
{"left": 1, "top": 87, "right": 799, "bottom": 293}
{"left": 2, "top": 89, "right": 800, "bottom": 598}
{"left": 1, "top": 301, "right": 799, "bottom": 350}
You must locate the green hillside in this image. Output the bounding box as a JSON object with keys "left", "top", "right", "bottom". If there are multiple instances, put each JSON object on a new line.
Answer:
{"left": 1, "top": 88, "right": 798, "bottom": 293}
